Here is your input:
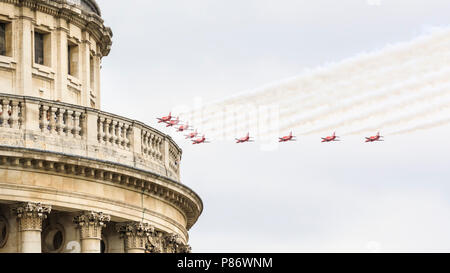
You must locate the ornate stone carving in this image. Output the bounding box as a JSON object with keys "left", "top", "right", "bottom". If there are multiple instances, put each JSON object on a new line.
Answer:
{"left": 12, "top": 202, "right": 52, "bottom": 232}
{"left": 73, "top": 211, "right": 110, "bottom": 240}
{"left": 163, "top": 233, "right": 192, "bottom": 253}
{"left": 146, "top": 230, "right": 165, "bottom": 253}
{"left": 116, "top": 222, "right": 154, "bottom": 251}
{"left": 177, "top": 244, "right": 193, "bottom": 254}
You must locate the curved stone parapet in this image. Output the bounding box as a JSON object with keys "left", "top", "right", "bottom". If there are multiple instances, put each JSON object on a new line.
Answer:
{"left": 0, "top": 94, "right": 203, "bottom": 252}
{"left": 0, "top": 93, "right": 183, "bottom": 181}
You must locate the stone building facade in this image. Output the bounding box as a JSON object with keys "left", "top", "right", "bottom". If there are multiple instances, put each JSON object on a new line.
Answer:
{"left": 0, "top": 0, "right": 203, "bottom": 253}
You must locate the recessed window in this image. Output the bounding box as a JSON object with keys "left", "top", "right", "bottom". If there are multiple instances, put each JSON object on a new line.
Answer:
{"left": 35, "top": 31, "right": 51, "bottom": 66}
{"left": 0, "top": 23, "right": 6, "bottom": 56}
{"left": 0, "top": 216, "right": 9, "bottom": 248}
{"left": 42, "top": 225, "right": 65, "bottom": 253}
{"left": 0, "top": 22, "right": 12, "bottom": 57}
{"left": 90, "top": 55, "right": 95, "bottom": 89}
{"left": 35, "top": 32, "right": 44, "bottom": 65}
{"left": 68, "top": 43, "right": 79, "bottom": 77}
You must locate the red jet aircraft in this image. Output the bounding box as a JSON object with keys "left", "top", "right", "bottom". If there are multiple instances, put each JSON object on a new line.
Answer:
{"left": 279, "top": 132, "right": 296, "bottom": 142}
{"left": 177, "top": 122, "right": 192, "bottom": 132}
{"left": 365, "top": 132, "right": 383, "bottom": 142}
{"left": 321, "top": 132, "right": 339, "bottom": 142}
{"left": 157, "top": 112, "right": 172, "bottom": 123}
{"left": 192, "top": 135, "right": 209, "bottom": 145}
{"left": 185, "top": 130, "right": 198, "bottom": 139}
{"left": 235, "top": 133, "right": 254, "bottom": 144}
{"left": 165, "top": 117, "right": 181, "bottom": 127}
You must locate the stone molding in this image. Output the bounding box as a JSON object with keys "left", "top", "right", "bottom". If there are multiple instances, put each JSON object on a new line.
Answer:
{"left": 0, "top": 145, "right": 201, "bottom": 230}
{"left": 12, "top": 202, "right": 51, "bottom": 231}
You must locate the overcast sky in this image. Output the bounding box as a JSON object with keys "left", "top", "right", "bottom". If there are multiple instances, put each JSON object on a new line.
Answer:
{"left": 97, "top": 0, "right": 450, "bottom": 252}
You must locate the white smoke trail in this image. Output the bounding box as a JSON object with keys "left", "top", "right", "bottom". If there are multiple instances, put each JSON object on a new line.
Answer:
{"left": 185, "top": 29, "right": 450, "bottom": 117}
{"left": 389, "top": 117, "right": 450, "bottom": 135}
{"left": 343, "top": 95, "right": 450, "bottom": 136}
{"left": 190, "top": 45, "right": 450, "bottom": 130}
{"left": 175, "top": 28, "right": 450, "bottom": 140}
{"left": 217, "top": 67, "right": 450, "bottom": 138}
{"left": 184, "top": 28, "right": 450, "bottom": 121}
{"left": 300, "top": 82, "right": 450, "bottom": 136}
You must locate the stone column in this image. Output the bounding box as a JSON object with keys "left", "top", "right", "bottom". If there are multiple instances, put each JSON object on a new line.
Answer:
{"left": 12, "top": 202, "right": 52, "bottom": 253}
{"left": 73, "top": 211, "right": 110, "bottom": 253}
{"left": 116, "top": 222, "right": 154, "bottom": 253}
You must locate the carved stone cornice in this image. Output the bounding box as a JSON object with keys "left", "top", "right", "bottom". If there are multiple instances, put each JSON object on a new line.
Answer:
{"left": 12, "top": 202, "right": 51, "bottom": 231}
{"left": 73, "top": 211, "right": 110, "bottom": 240}
{"left": 117, "top": 222, "right": 154, "bottom": 251}
{"left": 0, "top": 145, "right": 201, "bottom": 231}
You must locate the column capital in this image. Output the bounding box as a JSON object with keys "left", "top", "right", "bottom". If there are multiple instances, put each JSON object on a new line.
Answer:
{"left": 164, "top": 233, "right": 192, "bottom": 253}
{"left": 116, "top": 222, "right": 154, "bottom": 237}
{"left": 116, "top": 222, "right": 154, "bottom": 252}
{"left": 12, "top": 202, "right": 52, "bottom": 231}
{"left": 146, "top": 230, "right": 165, "bottom": 253}
{"left": 73, "top": 211, "right": 110, "bottom": 240}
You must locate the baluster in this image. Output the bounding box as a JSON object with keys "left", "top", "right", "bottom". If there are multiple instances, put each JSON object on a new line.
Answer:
{"left": 141, "top": 131, "right": 146, "bottom": 154}
{"left": 117, "top": 122, "right": 124, "bottom": 147}
{"left": 65, "top": 110, "right": 74, "bottom": 137}
{"left": 18, "top": 103, "right": 23, "bottom": 127}
{"left": 97, "top": 117, "right": 104, "bottom": 143}
{"left": 150, "top": 134, "right": 155, "bottom": 158}
{"left": 124, "top": 124, "right": 131, "bottom": 148}
{"left": 1, "top": 100, "right": 8, "bottom": 127}
{"left": 144, "top": 131, "right": 150, "bottom": 155}
{"left": 79, "top": 113, "right": 84, "bottom": 137}
{"left": 158, "top": 139, "right": 163, "bottom": 161}
{"left": 111, "top": 120, "right": 118, "bottom": 146}
{"left": 42, "top": 105, "right": 50, "bottom": 133}
{"left": 73, "top": 111, "right": 81, "bottom": 138}
{"left": 155, "top": 136, "right": 160, "bottom": 159}
{"left": 48, "top": 106, "right": 56, "bottom": 133}
{"left": 157, "top": 138, "right": 162, "bottom": 160}
{"left": 104, "top": 118, "right": 111, "bottom": 145}
{"left": 55, "top": 109, "right": 63, "bottom": 135}
{"left": 10, "top": 101, "right": 19, "bottom": 129}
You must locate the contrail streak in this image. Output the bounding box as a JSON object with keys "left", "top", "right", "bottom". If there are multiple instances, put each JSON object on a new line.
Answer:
{"left": 225, "top": 69, "right": 450, "bottom": 138}
{"left": 389, "top": 117, "right": 450, "bottom": 135}
{"left": 175, "top": 28, "right": 450, "bottom": 140}
{"left": 343, "top": 97, "right": 450, "bottom": 136}
{"left": 300, "top": 83, "right": 450, "bottom": 136}
{"left": 185, "top": 28, "right": 450, "bottom": 119}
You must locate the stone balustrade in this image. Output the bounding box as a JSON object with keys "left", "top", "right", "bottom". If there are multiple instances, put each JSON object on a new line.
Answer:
{"left": 0, "top": 96, "right": 23, "bottom": 129}
{"left": 0, "top": 93, "right": 182, "bottom": 181}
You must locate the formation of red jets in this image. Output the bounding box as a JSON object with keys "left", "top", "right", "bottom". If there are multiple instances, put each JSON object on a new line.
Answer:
{"left": 157, "top": 113, "right": 384, "bottom": 145}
